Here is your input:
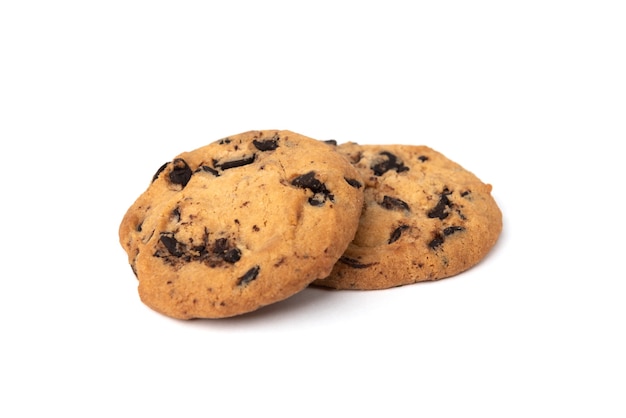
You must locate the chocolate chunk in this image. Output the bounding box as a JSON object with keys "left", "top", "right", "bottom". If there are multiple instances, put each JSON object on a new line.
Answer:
{"left": 212, "top": 238, "right": 241, "bottom": 263}
{"left": 428, "top": 226, "right": 465, "bottom": 250}
{"left": 253, "top": 137, "right": 279, "bottom": 151}
{"left": 169, "top": 159, "right": 192, "bottom": 187}
{"left": 218, "top": 138, "right": 231, "bottom": 145}
{"left": 196, "top": 165, "right": 220, "bottom": 176}
{"left": 323, "top": 139, "right": 337, "bottom": 146}
{"left": 428, "top": 234, "right": 445, "bottom": 250}
{"left": 308, "top": 197, "right": 325, "bottom": 206}
{"left": 309, "top": 193, "right": 334, "bottom": 206}
{"left": 339, "top": 256, "right": 377, "bottom": 269}
{"left": 460, "top": 190, "right": 471, "bottom": 198}
{"left": 160, "top": 234, "right": 184, "bottom": 257}
{"left": 291, "top": 171, "right": 334, "bottom": 205}
{"left": 418, "top": 155, "right": 429, "bottom": 162}
{"left": 388, "top": 225, "right": 409, "bottom": 244}
{"left": 444, "top": 226, "right": 465, "bottom": 236}
{"left": 212, "top": 237, "right": 229, "bottom": 254}
{"left": 152, "top": 162, "right": 169, "bottom": 182}
{"left": 291, "top": 171, "right": 325, "bottom": 193}
{"left": 427, "top": 189, "right": 453, "bottom": 220}
{"left": 237, "top": 266, "right": 260, "bottom": 286}
{"left": 371, "top": 151, "right": 409, "bottom": 176}
{"left": 136, "top": 222, "right": 143, "bottom": 232}
{"left": 380, "top": 195, "right": 410, "bottom": 212}
{"left": 171, "top": 207, "right": 181, "bottom": 222}
{"left": 213, "top": 155, "right": 256, "bottom": 170}
{"left": 223, "top": 248, "right": 241, "bottom": 263}
{"left": 155, "top": 229, "right": 244, "bottom": 267}
{"left": 191, "top": 243, "right": 208, "bottom": 259}
{"left": 344, "top": 177, "right": 363, "bottom": 189}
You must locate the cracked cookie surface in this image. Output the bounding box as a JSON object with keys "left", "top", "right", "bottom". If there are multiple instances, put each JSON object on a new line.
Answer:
{"left": 119, "top": 130, "right": 364, "bottom": 318}
{"left": 313, "top": 142, "right": 502, "bottom": 290}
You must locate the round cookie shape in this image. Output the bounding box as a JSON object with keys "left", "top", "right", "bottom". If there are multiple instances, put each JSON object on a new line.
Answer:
{"left": 313, "top": 142, "right": 502, "bottom": 290}
{"left": 119, "top": 130, "right": 364, "bottom": 319}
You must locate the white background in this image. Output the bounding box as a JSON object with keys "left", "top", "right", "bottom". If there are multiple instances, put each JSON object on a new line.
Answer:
{"left": 1, "top": 1, "right": 624, "bottom": 417}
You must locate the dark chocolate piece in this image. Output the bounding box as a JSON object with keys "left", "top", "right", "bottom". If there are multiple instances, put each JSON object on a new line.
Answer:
{"left": 428, "top": 234, "right": 445, "bottom": 250}
{"left": 380, "top": 195, "right": 410, "bottom": 212}
{"left": 291, "top": 171, "right": 334, "bottom": 205}
{"left": 253, "top": 137, "right": 279, "bottom": 151}
{"left": 152, "top": 162, "right": 169, "bottom": 182}
{"left": 338, "top": 256, "right": 377, "bottom": 269}
{"left": 428, "top": 226, "right": 465, "bottom": 250}
{"left": 291, "top": 171, "right": 325, "bottom": 193}
{"left": 323, "top": 139, "right": 338, "bottom": 146}
{"left": 388, "top": 225, "right": 409, "bottom": 244}
{"left": 427, "top": 188, "right": 453, "bottom": 220}
{"left": 196, "top": 165, "right": 220, "bottom": 176}
{"left": 344, "top": 177, "right": 363, "bottom": 189}
{"left": 160, "top": 234, "right": 184, "bottom": 257}
{"left": 371, "top": 151, "right": 409, "bottom": 176}
{"left": 169, "top": 159, "right": 192, "bottom": 187}
{"left": 213, "top": 238, "right": 241, "bottom": 264}
{"left": 444, "top": 226, "right": 465, "bottom": 236}
{"left": 171, "top": 207, "right": 181, "bottom": 222}
{"left": 223, "top": 249, "right": 241, "bottom": 263}
{"left": 213, "top": 155, "right": 256, "bottom": 170}
{"left": 418, "top": 155, "right": 429, "bottom": 162}
{"left": 237, "top": 266, "right": 260, "bottom": 286}
{"left": 308, "top": 196, "right": 325, "bottom": 206}
{"left": 155, "top": 230, "right": 242, "bottom": 267}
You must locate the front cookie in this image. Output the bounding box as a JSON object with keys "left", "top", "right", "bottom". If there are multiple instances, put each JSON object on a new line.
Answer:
{"left": 119, "top": 130, "right": 364, "bottom": 318}
{"left": 313, "top": 143, "right": 502, "bottom": 290}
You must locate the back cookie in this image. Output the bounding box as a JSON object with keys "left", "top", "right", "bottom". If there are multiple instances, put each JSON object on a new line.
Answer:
{"left": 313, "top": 143, "right": 502, "bottom": 290}
{"left": 119, "top": 130, "right": 364, "bottom": 318}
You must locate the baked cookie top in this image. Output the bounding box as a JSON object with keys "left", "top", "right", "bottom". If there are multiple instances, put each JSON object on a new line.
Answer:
{"left": 313, "top": 142, "right": 502, "bottom": 290}
{"left": 119, "top": 130, "right": 364, "bottom": 319}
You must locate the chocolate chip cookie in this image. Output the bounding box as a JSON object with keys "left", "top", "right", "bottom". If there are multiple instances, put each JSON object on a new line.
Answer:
{"left": 119, "top": 130, "right": 364, "bottom": 319}
{"left": 313, "top": 142, "right": 502, "bottom": 290}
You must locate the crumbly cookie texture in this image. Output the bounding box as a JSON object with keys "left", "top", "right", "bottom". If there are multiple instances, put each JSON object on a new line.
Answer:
{"left": 119, "top": 130, "right": 364, "bottom": 319}
{"left": 313, "top": 142, "right": 502, "bottom": 290}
